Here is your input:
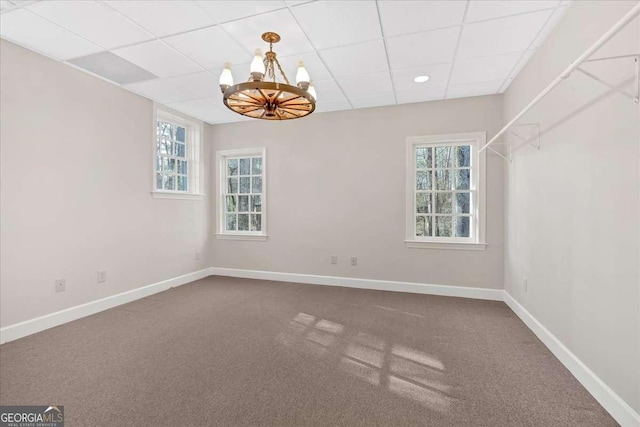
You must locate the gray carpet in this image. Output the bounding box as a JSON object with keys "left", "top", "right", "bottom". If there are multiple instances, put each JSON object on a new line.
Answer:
{"left": 0, "top": 276, "right": 617, "bottom": 426}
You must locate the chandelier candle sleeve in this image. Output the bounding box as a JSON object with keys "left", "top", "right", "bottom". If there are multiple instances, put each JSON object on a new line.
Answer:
{"left": 219, "top": 32, "right": 316, "bottom": 121}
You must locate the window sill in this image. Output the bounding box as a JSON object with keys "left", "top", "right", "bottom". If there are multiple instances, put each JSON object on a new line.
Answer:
{"left": 151, "top": 191, "right": 205, "bottom": 200}
{"left": 404, "top": 240, "right": 487, "bottom": 251}
{"left": 216, "top": 234, "right": 268, "bottom": 241}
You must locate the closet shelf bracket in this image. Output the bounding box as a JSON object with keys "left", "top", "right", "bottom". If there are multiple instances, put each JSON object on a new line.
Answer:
{"left": 576, "top": 54, "right": 639, "bottom": 104}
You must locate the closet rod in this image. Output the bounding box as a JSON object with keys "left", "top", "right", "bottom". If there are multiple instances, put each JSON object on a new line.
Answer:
{"left": 480, "top": 1, "right": 640, "bottom": 153}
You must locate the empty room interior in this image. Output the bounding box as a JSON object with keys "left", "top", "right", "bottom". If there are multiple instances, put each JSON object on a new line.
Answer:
{"left": 1, "top": 0, "right": 639, "bottom": 425}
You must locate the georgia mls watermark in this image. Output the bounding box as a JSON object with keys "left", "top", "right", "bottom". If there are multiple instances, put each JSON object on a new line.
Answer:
{"left": 0, "top": 406, "right": 64, "bottom": 427}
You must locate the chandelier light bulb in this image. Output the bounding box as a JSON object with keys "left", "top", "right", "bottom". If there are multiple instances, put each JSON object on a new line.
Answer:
{"left": 250, "top": 49, "right": 265, "bottom": 80}
{"left": 307, "top": 82, "right": 317, "bottom": 101}
{"left": 296, "top": 61, "right": 310, "bottom": 90}
{"left": 219, "top": 62, "right": 234, "bottom": 92}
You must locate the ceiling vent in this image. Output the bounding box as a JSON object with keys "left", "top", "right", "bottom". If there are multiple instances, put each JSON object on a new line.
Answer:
{"left": 68, "top": 51, "right": 157, "bottom": 85}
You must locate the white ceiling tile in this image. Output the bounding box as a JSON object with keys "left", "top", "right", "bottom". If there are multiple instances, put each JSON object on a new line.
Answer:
{"left": 106, "top": 1, "right": 216, "bottom": 38}
{"left": 386, "top": 26, "right": 459, "bottom": 69}
{"left": 0, "top": 9, "right": 102, "bottom": 60}
{"left": 466, "top": 0, "right": 559, "bottom": 23}
{"left": 350, "top": 93, "right": 396, "bottom": 109}
{"left": 446, "top": 79, "right": 504, "bottom": 99}
{"left": 449, "top": 52, "right": 521, "bottom": 85}
{"left": 530, "top": 5, "right": 568, "bottom": 49}
{"left": 222, "top": 9, "right": 313, "bottom": 57}
{"left": 197, "top": 1, "right": 286, "bottom": 24}
{"left": 167, "top": 97, "right": 224, "bottom": 123}
{"left": 292, "top": 1, "right": 381, "bottom": 50}
{"left": 391, "top": 64, "right": 452, "bottom": 92}
{"left": 124, "top": 78, "right": 197, "bottom": 103}
{"left": 314, "top": 98, "right": 352, "bottom": 114}
{"left": 112, "top": 40, "right": 203, "bottom": 77}
{"left": 163, "top": 26, "right": 252, "bottom": 69}
{"left": 167, "top": 71, "right": 221, "bottom": 100}
{"left": 508, "top": 50, "right": 536, "bottom": 78}
{"left": 378, "top": 1, "right": 466, "bottom": 37}
{"left": 311, "top": 79, "right": 346, "bottom": 102}
{"left": 395, "top": 86, "right": 446, "bottom": 105}
{"left": 457, "top": 10, "right": 552, "bottom": 59}
{"left": 277, "top": 51, "right": 332, "bottom": 83}
{"left": 284, "top": 0, "right": 311, "bottom": 5}
{"left": 319, "top": 40, "right": 388, "bottom": 78}
{"left": 338, "top": 71, "right": 392, "bottom": 99}
{"left": 28, "top": 1, "right": 153, "bottom": 50}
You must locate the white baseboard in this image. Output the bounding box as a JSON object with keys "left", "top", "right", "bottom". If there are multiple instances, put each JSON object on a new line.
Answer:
{"left": 504, "top": 292, "right": 640, "bottom": 427}
{"left": 0, "top": 268, "right": 213, "bottom": 345}
{"left": 209, "top": 267, "right": 504, "bottom": 301}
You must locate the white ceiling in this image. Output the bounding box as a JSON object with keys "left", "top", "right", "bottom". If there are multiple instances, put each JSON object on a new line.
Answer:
{"left": 0, "top": 0, "right": 571, "bottom": 125}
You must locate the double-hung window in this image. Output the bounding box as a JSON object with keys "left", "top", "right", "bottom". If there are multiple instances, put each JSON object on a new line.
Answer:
{"left": 153, "top": 106, "right": 203, "bottom": 199}
{"left": 216, "top": 148, "right": 266, "bottom": 240}
{"left": 405, "top": 132, "right": 486, "bottom": 250}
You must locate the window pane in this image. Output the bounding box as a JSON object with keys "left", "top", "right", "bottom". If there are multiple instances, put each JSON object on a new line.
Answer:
{"left": 252, "top": 177, "right": 262, "bottom": 193}
{"left": 435, "top": 192, "right": 452, "bottom": 213}
{"left": 226, "top": 214, "right": 237, "bottom": 231}
{"left": 156, "top": 156, "right": 162, "bottom": 172}
{"left": 455, "top": 216, "right": 470, "bottom": 237}
{"left": 239, "top": 195, "right": 249, "bottom": 212}
{"left": 176, "top": 143, "right": 186, "bottom": 158}
{"left": 177, "top": 176, "right": 188, "bottom": 191}
{"left": 176, "top": 126, "right": 185, "bottom": 142}
{"left": 164, "top": 158, "right": 176, "bottom": 173}
{"left": 156, "top": 173, "right": 163, "bottom": 190}
{"left": 239, "top": 158, "right": 250, "bottom": 175}
{"left": 456, "top": 192, "right": 470, "bottom": 214}
{"left": 177, "top": 160, "right": 188, "bottom": 174}
{"left": 435, "top": 216, "right": 452, "bottom": 237}
{"left": 455, "top": 145, "right": 471, "bottom": 167}
{"left": 251, "top": 214, "right": 261, "bottom": 231}
{"left": 239, "top": 177, "right": 250, "bottom": 193}
{"left": 238, "top": 213, "right": 249, "bottom": 231}
{"left": 228, "top": 177, "right": 238, "bottom": 194}
{"left": 226, "top": 195, "right": 237, "bottom": 212}
{"left": 415, "top": 147, "right": 432, "bottom": 168}
{"left": 416, "top": 193, "right": 432, "bottom": 213}
{"left": 158, "top": 121, "right": 173, "bottom": 139}
{"left": 160, "top": 139, "right": 172, "bottom": 155}
{"left": 435, "top": 170, "right": 451, "bottom": 190}
{"left": 454, "top": 169, "right": 470, "bottom": 190}
{"left": 416, "top": 216, "right": 432, "bottom": 237}
{"left": 227, "top": 159, "right": 238, "bottom": 176}
{"left": 164, "top": 175, "right": 175, "bottom": 191}
{"left": 435, "top": 146, "right": 453, "bottom": 168}
{"left": 416, "top": 171, "right": 432, "bottom": 190}
{"left": 251, "top": 195, "right": 262, "bottom": 212}
{"left": 252, "top": 157, "right": 263, "bottom": 175}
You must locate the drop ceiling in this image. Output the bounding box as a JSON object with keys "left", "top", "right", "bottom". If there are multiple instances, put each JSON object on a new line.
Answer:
{"left": 0, "top": 0, "right": 571, "bottom": 124}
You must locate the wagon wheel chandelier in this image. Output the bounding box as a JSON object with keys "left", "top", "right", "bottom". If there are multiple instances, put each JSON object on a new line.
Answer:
{"left": 218, "top": 32, "right": 317, "bottom": 120}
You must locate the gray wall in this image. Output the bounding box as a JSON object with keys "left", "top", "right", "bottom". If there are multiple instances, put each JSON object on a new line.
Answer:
{"left": 209, "top": 95, "right": 505, "bottom": 288}
{"left": 503, "top": 1, "right": 640, "bottom": 412}
{"left": 0, "top": 40, "right": 211, "bottom": 327}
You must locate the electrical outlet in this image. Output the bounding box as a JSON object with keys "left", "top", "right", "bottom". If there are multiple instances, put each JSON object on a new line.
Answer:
{"left": 524, "top": 277, "right": 528, "bottom": 292}
{"left": 350, "top": 257, "right": 358, "bottom": 266}
{"left": 55, "top": 279, "right": 66, "bottom": 292}
{"left": 195, "top": 252, "right": 201, "bottom": 261}
{"left": 330, "top": 255, "right": 338, "bottom": 265}
{"left": 97, "top": 271, "right": 107, "bottom": 283}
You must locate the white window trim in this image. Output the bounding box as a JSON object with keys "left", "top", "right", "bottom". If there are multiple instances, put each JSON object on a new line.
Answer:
{"left": 405, "top": 131, "right": 487, "bottom": 251}
{"left": 152, "top": 104, "right": 205, "bottom": 200}
{"left": 215, "top": 147, "right": 267, "bottom": 240}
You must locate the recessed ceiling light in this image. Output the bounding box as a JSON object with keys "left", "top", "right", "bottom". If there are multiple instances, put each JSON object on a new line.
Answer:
{"left": 414, "top": 75, "right": 430, "bottom": 83}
